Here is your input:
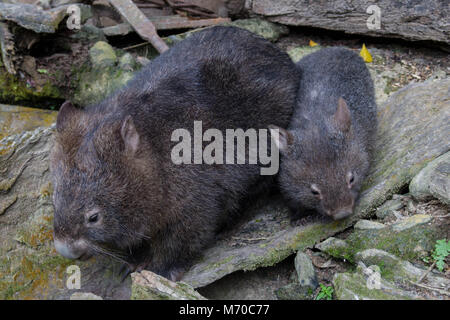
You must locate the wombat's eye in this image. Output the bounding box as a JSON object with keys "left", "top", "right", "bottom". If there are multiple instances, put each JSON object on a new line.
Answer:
{"left": 88, "top": 213, "right": 99, "bottom": 223}
{"left": 348, "top": 172, "right": 355, "bottom": 186}
{"left": 310, "top": 184, "right": 321, "bottom": 197}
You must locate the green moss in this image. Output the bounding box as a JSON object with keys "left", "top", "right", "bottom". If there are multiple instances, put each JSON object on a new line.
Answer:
{"left": 323, "top": 225, "right": 440, "bottom": 264}
{"left": 333, "top": 271, "right": 413, "bottom": 300}
{"left": 0, "top": 67, "right": 63, "bottom": 108}
{"left": 244, "top": 220, "right": 350, "bottom": 272}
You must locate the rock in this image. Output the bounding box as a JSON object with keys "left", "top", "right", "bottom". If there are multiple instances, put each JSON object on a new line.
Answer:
{"left": 89, "top": 41, "right": 117, "bottom": 68}
{"left": 181, "top": 198, "right": 352, "bottom": 288}
{"left": 118, "top": 53, "right": 136, "bottom": 72}
{"left": 355, "top": 249, "right": 450, "bottom": 288}
{"left": 70, "top": 24, "right": 106, "bottom": 43}
{"left": 0, "top": 22, "right": 16, "bottom": 75}
{"left": 225, "top": 0, "right": 246, "bottom": 16}
{"left": 354, "top": 220, "right": 386, "bottom": 230}
{"left": 0, "top": 104, "right": 131, "bottom": 299}
{"left": 246, "top": 0, "right": 450, "bottom": 44}
{"left": 222, "top": 18, "right": 289, "bottom": 42}
{"left": 355, "top": 78, "right": 450, "bottom": 218}
{"left": 294, "top": 251, "right": 317, "bottom": 289}
{"left": 74, "top": 43, "right": 139, "bottom": 106}
{"left": 392, "top": 214, "right": 432, "bottom": 232}
{"left": 70, "top": 292, "right": 103, "bottom": 300}
{"left": 333, "top": 264, "right": 420, "bottom": 300}
{"left": 315, "top": 237, "right": 349, "bottom": 255}
{"left": 376, "top": 199, "right": 404, "bottom": 220}
{"left": 287, "top": 46, "right": 321, "bottom": 63}
{"left": 131, "top": 270, "right": 205, "bottom": 300}
{"left": 316, "top": 218, "right": 441, "bottom": 263}
{"left": 410, "top": 152, "right": 450, "bottom": 205}
{"left": 0, "top": 66, "right": 63, "bottom": 107}
{"left": 0, "top": 3, "right": 92, "bottom": 33}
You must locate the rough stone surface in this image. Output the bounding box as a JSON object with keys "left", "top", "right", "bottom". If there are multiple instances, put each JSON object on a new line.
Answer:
{"left": 333, "top": 265, "right": 419, "bottom": 300}
{"left": 73, "top": 46, "right": 138, "bottom": 106}
{"left": 354, "top": 220, "right": 386, "bottom": 230}
{"left": 70, "top": 292, "right": 103, "bottom": 300}
{"left": 354, "top": 249, "right": 450, "bottom": 288}
{"left": 392, "top": 214, "right": 432, "bottom": 232}
{"left": 409, "top": 152, "right": 450, "bottom": 205}
{"left": 294, "top": 251, "right": 317, "bottom": 289}
{"left": 246, "top": 0, "right": 450, "bottom": 44}
{"left": 317, "top": 218, "right": 441, "bottom": 263}
{"left": 354, "top": 78, "right": 450, "bottom": 219}
{"left": 315, "top": 237, "right": 349, "bottom": 253}
{"left": 89, "top": 41, "right": 117, "bottom": 68}
{"left": 222, "top": 18, "right": 289, "bottom": 42}
{"left": 287, "top": 46, "right": 321, "bottom": 63}
{"left": 376, "top": 199, "right": 404, "bottom": 220}
{"left": 0, "top": 3, "right": 92, "bottom": 33}
{"left": 131, "top": 271, "right": 205, "bottom": 300}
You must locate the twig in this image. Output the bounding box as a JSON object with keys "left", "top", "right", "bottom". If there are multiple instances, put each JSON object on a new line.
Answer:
{"left": 408, "top": 280, "right": 450, "bottom": 296}
{"left": 416, "top": 261, "right": 436, "bottom": 284}
{"left": 433, "top": 214, "right": 450, "bottom": 219}
{"left": 122, "top": 42, "right": 151, "bottom": 51}
{"left": 108, "top": 0, "right": 169, "bottom": 53}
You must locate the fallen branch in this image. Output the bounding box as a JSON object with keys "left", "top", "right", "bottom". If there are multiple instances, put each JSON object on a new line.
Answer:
{"left": 416, "top": 261, "right": 436, "bottom": 284}
{"left": 108, "top": 0, "right": 169, "bottom": 53}
{"left": 408, "top": 280, "right": 450, "bottom": 296}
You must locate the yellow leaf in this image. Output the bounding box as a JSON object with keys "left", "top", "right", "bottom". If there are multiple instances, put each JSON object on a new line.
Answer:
{"left": 309, "top": 40, "right": 318, "bottom": 47}
{"left": 360, "top": 44, "right": 373, "bottom": 63}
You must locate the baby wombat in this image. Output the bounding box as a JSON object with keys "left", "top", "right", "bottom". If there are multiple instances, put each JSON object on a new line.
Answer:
{"left": 270, "top": 47, "right": 377, "bottom": 221}
{"left": 50, "top": 26, "right": 300, "bottom": 280}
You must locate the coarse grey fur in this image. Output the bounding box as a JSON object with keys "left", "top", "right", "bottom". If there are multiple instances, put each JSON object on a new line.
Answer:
{"left": 271, "top": 47, "right": 377, "bottom": 221}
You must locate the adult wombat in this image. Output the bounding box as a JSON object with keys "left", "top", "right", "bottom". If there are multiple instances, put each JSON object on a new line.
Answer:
{"left": 270, "top": 47, "right": 377, "bottom": 221}
{"left": 50, "top": 26, "right": 300, "bottom": 280}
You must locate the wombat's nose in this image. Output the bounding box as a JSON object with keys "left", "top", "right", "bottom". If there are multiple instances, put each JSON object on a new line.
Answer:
{"left": 54, "top": 239, "right": 85, "bottom": 259}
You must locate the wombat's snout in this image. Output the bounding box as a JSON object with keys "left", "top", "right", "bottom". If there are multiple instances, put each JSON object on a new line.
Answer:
{"left": 54, "top": 238, "right": 89, "bottom": 260}
{"left": 326, "top": 205, "right": 354, "bottom": 220}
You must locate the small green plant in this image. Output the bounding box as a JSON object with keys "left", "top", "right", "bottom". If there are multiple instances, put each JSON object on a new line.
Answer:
{"left": 37, "top": 68, "right": 48, "bottom": 74}
{"left": 316, "top": 284, "right": 333, "bottom": 300}
{"left": 432, "top": 239, "right": 449, "bottom": 272}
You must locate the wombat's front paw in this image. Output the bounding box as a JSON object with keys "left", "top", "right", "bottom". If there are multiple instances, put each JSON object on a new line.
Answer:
{"left": 118, "top": 262, "right": 150, "bottom": 282}
{"left": 163, "top": 267, "right": 186, "bottom": 282}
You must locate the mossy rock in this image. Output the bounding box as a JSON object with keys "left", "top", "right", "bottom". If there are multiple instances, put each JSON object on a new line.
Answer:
{"left": 318, "top": 217, "right": 440, "bottom": 263}
{"left": 333, "top": 266, "right": 419, "bottom": 300}
{"left": 0, "top": 67, "right": 63, "bottom": 108}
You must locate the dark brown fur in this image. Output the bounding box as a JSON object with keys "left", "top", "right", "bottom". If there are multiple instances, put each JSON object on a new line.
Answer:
{"left": 50, "top": 26, "right": 300, "bottom": 280}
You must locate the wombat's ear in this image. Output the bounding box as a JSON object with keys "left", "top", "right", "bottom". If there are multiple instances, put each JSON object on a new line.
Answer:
{"left": 269, "top": 125, "right": 293, "bottom": 153}
{"left": 333, "top": 97, "right": 352, "bottom": 132}
{"left": 121, "top": 115, "right": 140, "bottom": 156}
{"left": 56, "top": 101, "right": 80, "bottom": 133}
